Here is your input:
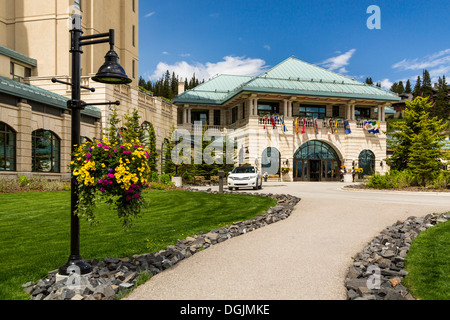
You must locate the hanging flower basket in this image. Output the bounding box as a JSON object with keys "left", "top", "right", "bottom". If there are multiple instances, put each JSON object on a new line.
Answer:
{"left": 70, "top": 138, "right": 152, "bottom": 228}
{"left": 281, "top": 167, "right": 290, "bottom": 175}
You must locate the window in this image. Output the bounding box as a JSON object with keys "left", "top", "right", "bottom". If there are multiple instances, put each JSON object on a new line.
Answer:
{"left": 257, "top": 102, "right": 279, "bottom": 116}
{"left": 299, "top": 105, "right": 326, "bottom": 119}
{"left": 0, "top": 122, "right": 16, "bottom": 171}
{"left": 214, "top": 110, "right": 221, "bottom": 126}
{"left": 10, "top": 62, "right": 31, "bottom": 82}
{"left": 32, "top": 129, "right": 60, "bottom": 173}
{"left": 132, "top": 0, "right": 136, "bottom": 12}
{"left": 132, "top": 59, "right": 136, "bottom": 79}
{"left": 332, "top": 105, "right": 340, "bottom": 117}
{"left": 191, "top": 111, "right": 209, "bottom": 125}
{"left": 294, "top": 140, "right": 339, "bottom": 160}
{"left": 232, "top": 107, "right": 238, "bottom": 123}
{"left": 242, "top": 103, "right": 246, "bottom": 119}
{"left": 132, "top": 25, "right": 136, "bottom": 47}
{"left": 355, "top": 107, "right": 371, "bottom": 120}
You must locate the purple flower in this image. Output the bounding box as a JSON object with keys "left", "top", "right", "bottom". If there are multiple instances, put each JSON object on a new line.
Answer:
{"left": 88, "top": 147, "right": 93, "bottom": 152}
{"left": 126, "top": 195, "right": 132, "bottom": 201}
{"left": 134, "top": 193, "right": 141, "bottom": 199}
{"left": 100, "top": 187, "right": 106, "bottom": 193}
{"left": 108, "top": 168, "right": 114, "bottom": 173}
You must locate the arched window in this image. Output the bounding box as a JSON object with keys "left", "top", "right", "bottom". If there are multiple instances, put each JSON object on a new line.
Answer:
{"left": 261, "top": 147, "right": 281, "bottom": 175}
{"left": 358, "top": 150, "right": 375, "bottom": 177}
{"left": 0, "top": 122, "right": 16, "bottom": 171}
{"left": 32, "top": 129, "right": 61, "bottom": 173}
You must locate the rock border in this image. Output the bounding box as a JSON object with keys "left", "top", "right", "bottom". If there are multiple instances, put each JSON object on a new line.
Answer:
{"left": 345, "top": 213, "right": 450, "bottom": 300}
{"left": 23, "top": 188, "right": 300, "bottom": 300}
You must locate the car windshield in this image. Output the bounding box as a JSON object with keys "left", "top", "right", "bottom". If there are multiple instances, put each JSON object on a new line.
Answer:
{"left": 232, "top": 167, "right": 255, "bottom": 174}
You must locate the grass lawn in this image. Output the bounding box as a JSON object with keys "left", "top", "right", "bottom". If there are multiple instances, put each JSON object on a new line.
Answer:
{"left": 0, "top": 190, "right": 277, "bottom": 300}
{"left": 403, "top": 219, "right": 450, "bottom": 300}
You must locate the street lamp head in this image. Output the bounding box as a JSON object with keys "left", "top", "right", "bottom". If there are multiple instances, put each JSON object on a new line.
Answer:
{"left": 92, "top": 49, "right": 132, "bottom": 85}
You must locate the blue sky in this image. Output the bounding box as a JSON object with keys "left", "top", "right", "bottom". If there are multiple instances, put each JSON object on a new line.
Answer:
{"left": 138, "top": 0, "right": 450, "bottom": 90}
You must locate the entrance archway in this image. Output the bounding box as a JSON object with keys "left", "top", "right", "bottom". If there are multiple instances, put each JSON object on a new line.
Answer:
{"left": 293, "top": 140, "right": 341, "bottom": 181}
{"left": 358, "top": 150, "right": 375, "bottom": 178}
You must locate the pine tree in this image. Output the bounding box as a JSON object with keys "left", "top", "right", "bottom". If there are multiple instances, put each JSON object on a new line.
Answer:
{"left": 142, "top": 121, "right": 158, "bottom": 172}
{"left": 122, "top": 109, "right": 145, "bottom": 143}
{"left": 421, "top": 70, "right": 433, "bottom": 98}
{"left": 433, "top": 76, "right": 449, "bottom": 121}
{"left": 397, "top": 81, "right": 405, "bottom": 94}
{"left": 106, "top": 106, "right": 122, "bottom": 145}
{"left": 405, "top": 79, "right": 412, "bottom": 94}
{"left": 413, "top": 76, "right": 422, "bottom": 98}
{"left": 387, "top": 97, "right": 446, "bottom": 175}
{"left": 390, "top": 82, "right": 398, "bottom": 93}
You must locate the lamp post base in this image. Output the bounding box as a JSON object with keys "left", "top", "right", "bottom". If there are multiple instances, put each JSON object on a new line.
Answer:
{"left": 58, "top": 256, "right": 92, "bottom": 276}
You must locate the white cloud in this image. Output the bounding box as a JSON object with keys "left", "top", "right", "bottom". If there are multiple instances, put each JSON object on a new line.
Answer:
{"left": 263, "top": 45, "right": 271, "bottom": 51}
{"left": 393, "top": 49, "right": 450, "bottom": 82}
{"left": 379, "top": 78, "right": 393, "bottom": 90}
{"left": 319, "top": 49, "right": 357, "bottom": 73}
{"left": 145, "top": 12, "right": 156, "bottom": 18}
{"left": 148, "top": 56, "right": 268, "bottom": 81}
{"left": 162, "top": 51, "right": 169, "bottom": 55}
{"left": 179, "top": 53, "right": 191, "bottom": 57}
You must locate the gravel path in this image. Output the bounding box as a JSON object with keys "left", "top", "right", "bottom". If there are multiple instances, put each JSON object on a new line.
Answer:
{"left": 124, "top": 182, "right": 450, "bottom": 300}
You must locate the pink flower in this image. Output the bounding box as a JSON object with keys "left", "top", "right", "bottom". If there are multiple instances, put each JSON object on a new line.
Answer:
{"left": 114, "top": 149, "right": 118, "bottom": 152}
{"left": 86, "top": 153, "right": 92, "bottom": 158}
{"left": 126, "top": 195, "right": 132, "bottom": 201}
{"left": 98, "top": 179, "right": 104, "bottom": 184}
{"left": 97, "top": 143, "right": 102, "bottom": 147}
{"left": 134, "top": 193, "right": 141, "bottom": 199}
{"left": 100, "top": 187, "right": 106, "bottom": 193}
{"left": 107, "top": 174, "right": 115, "bottom": 179}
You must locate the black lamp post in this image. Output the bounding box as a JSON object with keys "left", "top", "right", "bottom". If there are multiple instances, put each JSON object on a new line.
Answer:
{"left": 57, "top": 14, "right": 131, "bottom": 276}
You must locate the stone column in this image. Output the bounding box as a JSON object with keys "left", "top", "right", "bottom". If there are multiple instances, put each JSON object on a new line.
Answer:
{"left": 16, "top": 99, "right": 33, "bottom": 174}
{"left": 283, "top": 100, "right": 288, "bottom": 117}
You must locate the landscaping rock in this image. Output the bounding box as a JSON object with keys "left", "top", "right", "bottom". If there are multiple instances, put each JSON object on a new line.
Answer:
{"left": 24, "top": 188, "right": 301, "bottom": 301}
{"left": 345, "top": 213, "right": 450, "bottom": 300}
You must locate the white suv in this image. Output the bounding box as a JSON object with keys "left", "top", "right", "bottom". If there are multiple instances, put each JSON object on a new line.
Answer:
{"left": 227, "top": 166, "right": 262, "bottom": 190}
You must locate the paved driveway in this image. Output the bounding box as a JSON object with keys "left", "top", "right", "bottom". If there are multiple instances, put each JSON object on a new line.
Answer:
{"left": 125, "top": 182, "right": 450, "bottom": 300}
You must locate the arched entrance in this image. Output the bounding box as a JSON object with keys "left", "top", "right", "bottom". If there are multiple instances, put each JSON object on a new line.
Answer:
{"left": 358, "top": 150, "right": 375, "bottom": 178}
{"left": 293, "top": 140, "right": 341, "bottom": 181}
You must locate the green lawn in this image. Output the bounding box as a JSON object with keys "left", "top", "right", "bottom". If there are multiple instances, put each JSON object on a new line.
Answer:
{"left": 403, "top": 219, "right": 450, "bottom": 300}
{"left": 0, "top": 190, "right": 277, "bottom": 300}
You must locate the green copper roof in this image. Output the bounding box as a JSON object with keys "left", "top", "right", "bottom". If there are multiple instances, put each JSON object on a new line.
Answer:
{"left": 174, "top": 57, "right": 401, "bottom": 105}
{"left": 0, "top": 76, "right": 101, "bottom": 118}
{"left": 0, "top": 45, "right": 37, "bottom": 67}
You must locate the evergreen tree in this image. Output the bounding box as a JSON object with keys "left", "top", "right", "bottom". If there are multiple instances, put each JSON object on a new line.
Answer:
{"left": 122, "top": 109, "right": 145, "bottom": 144}
{"left": 105, "top": 106, "right": 122, "bottom": 145}
{"left": 142, "top": 121, "right": 158, "bottom": 172}
{"left": 433, "top": 76, "right": 449, "bottom": 121}
{"left": 405, "top": 79, "right": 412, "bottom": 94}
{"left": 413, "top": 76, "right": 422, "bottom": 98}
{"left": 387, "top": 97, "right": 446, "bottom": 174}
{"left": 397, "top": 81, "right": 405, "bottom": 94}
{"left": 421, "top": 70, "right": 433, "bottom": 98}
{"left": 390, "top": 82, "right": 398, "bottom": 93}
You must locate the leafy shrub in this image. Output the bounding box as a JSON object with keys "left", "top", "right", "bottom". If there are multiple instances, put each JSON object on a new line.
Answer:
{"left": 18, "top": 176, "right": 29, "bottom": 188}
{"left": 159, "top": 174, "right": 171, "bottom": 184}
{"left": 366, "top": 173, "right": 399, "bottom": 189}
{"left": 151, "top": 172, "right": 159, "bottom": 183}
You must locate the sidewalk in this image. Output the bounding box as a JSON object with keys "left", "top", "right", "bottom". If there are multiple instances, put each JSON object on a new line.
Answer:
{"left": 124, "top": 182, "right": 450, "bottom": 300}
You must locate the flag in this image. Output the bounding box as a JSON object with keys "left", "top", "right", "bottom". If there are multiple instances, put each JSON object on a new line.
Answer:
{"left": 329, "top": 119, "right": 334, "bottom": 135}
{"left": 301, "top": 119, "right": 306, "bottom": 134}
{"left": 313, "top": 119, "right": 319, "bottom": 134}
{"left": 270, "top": 116, "right": 275, "bottom": 129}
{"left": 344, "top": 120, "right": 352, "bottom": 135}
{"left": 366, "top": 121, "right": 374, "bottom": 133}
{"left": 374, "top": 121, "right": 381, "bottom": 134}
{"left": 281, "top": 116, "right": 287, "bottom": 132}
{"left": 295, "top": 118, "right": 299, "bottom": 134}
{"left": 334, "top": 120, "right": 338, "bottom": 133}
{"left": 372, "top": 121, "right": 380, "bottom": 134}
